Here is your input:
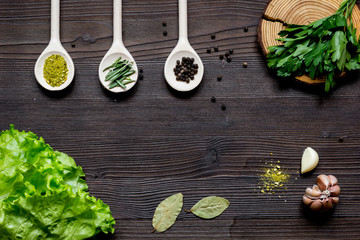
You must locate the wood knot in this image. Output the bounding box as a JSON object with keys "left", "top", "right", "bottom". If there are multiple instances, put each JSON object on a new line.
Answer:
{"left": 205, "top": 148, "right": 219, "bottom": 168}
{"left": 82, "top": 33, "right": 97, "bottom": 43}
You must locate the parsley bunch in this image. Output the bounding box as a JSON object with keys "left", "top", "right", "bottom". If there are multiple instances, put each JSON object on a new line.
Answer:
{"left": 267, "top": 0, "right": 360, "bottom": 91}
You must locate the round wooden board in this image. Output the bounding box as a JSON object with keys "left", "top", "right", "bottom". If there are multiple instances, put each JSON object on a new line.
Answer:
{"left": 258, "top": 0, "right": 360, "bottom": 84}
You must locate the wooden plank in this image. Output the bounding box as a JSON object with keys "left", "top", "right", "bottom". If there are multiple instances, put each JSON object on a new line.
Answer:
{"left": 0, "top": 0, "right": 360, "bottom": 239}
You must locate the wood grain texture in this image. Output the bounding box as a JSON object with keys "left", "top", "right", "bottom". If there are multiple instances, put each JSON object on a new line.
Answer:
{"left": 1, "top": 0, "right": 360, "bottom": 239}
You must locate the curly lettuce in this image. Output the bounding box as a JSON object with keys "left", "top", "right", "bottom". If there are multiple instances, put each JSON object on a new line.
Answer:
{"left": 0, "top": 125, "right": 115, "bottom": 239}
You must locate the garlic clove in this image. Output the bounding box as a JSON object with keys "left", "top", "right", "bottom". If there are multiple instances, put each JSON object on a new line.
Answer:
{"left": 310, "top": 199, "right": 323, "bottom": 211}
{"left": 317, "top": 174, "right": 330, "bottom": 191}
{"left": 328, "top": 175, "right": 338, "bottom": 186}
{"left": 301, "top": 147, "right": 319, "bottom": 174}
{"left": 331, "top": 197, "right": 340, "bottom": 205}
{"left": 303, "top": 195, "right": 313, "bottom": 206}
{"left": 322, "top": 199, "right": 333, "bottom": 211}
{"left": 312, "top": 184, "right": 320, "bottom": 192}
{"left": 305, "top": 187, "right": 322, "bottom": 198}
{"left": 329, "top": 185, "right": 341, "bottom": 197}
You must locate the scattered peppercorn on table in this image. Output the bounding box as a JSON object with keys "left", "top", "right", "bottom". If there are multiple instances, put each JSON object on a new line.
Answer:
{"left": 1, "top": 0, "right": 360, "bottom": 239}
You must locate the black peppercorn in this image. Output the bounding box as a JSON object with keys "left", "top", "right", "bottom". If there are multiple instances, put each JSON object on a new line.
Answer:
{"left": 207, "top": 48, "right": 211, "bottom": 54}
{"left": 229, "top": 49, "right": 233, "bottom": 54}
{"left": 162, "top": 21, "right": 167, "bottom": 27}
{"left": 138, "top": 74, "right": 144, "bottom": 80}
{"left": 214, "top": 46, "right": 219, "bottom": 52}
{"left": 173, "top": 57, "right": 199, "bottom": 83}
{"left": 225, "top": 52, "right": 230, "bottom": 57}
{"left": 219, "top": 55, "right": 224, "bottom": 60}
{"left": 211, "top": 34, "right": 216, "bottom": 39}
{"left": 221, "top": 104, "right": 226, "bottom": 111}
{"left": 243, "top": 62, "right": 248, "bottom": 68}
{"left": 217, "top": 75, "right": 222, "bottom": 81}
{"left": 227, "top": 56, "right": 232, "bottom": 63}
{"left": 211, "top": 96, "right": 216, "bottom": 103}
{"left": 244, "top": 27, "right": 249, "bottom": 32}
{"left": 163, "top": 31, "right": 168, "bottom": 36}
{"left": 71, "top": 42, "right": 76, "bottom": 48}
{"left": 338, "top": 137, "right": 344, "bottom": 142}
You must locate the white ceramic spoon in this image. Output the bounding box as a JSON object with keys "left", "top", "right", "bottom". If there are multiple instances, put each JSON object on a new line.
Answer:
{"left": 34, "top": 0, "right": 75, "bottom": 91}
{"left": 164, "top": 0, "right": 204, "bottom": 92}
{"left": 99, "top": 0, "right": 138, "bottom": 93}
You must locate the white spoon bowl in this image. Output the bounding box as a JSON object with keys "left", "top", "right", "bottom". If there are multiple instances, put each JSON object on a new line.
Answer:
{"left": 35, "top": 47, "right": 75, "bottom": 91}
{"left": 164, "top": 49, "right": 203, "bottom": 92}
{"left": 99, "top": 51, "right": 138, "bottom": 93}
{"left": 34, "top": 0, "right": 74, "bottom": 91}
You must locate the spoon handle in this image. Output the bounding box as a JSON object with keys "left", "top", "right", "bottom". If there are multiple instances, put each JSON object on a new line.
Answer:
{"left": 178, "top": 0, "right": 189, "bottom": 43}
{"left": 113, "top": 0, "right": 123, "bottom": 44}
{"left": 50, "top": 0, "right": 60, "bottom": 43}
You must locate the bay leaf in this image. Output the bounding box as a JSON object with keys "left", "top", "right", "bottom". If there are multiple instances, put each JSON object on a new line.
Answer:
{"left": 152, "top": 193, "right": 183, "bottom": 232}
{"left": 189, "top": 196, "right": 229, "bottom": 219}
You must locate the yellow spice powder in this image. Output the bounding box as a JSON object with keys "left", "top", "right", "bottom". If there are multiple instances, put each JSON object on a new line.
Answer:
{"left": 258, "top": 161, "right": 290, "bottom": 195}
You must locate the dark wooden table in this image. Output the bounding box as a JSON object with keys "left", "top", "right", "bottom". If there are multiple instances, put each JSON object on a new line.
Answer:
{"left": 1, "top": 0, "right": 360, "bottom": 239}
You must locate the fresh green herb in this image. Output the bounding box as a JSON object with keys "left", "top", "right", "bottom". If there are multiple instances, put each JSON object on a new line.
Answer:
{"left": 103, "top": 57, "right": 136, "bottom": 89}
{"left": 152, "top": 193, "right": 183, "bottom": 233}
{"left": 185, "top": 196, "right": 230, "bottom": 219}
{"left": 267, "top": 0, "right": 360, "bottom": 92}
{"left": 43, "top": 54, "right": 68, "bottom": 87}
{"left": 0, "top": 125, "right": 115, "bottom": 239}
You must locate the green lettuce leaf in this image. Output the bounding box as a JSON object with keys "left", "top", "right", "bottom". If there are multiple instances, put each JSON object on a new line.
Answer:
{"left": 0, "top": 125, "right": 115, "bottom": 239}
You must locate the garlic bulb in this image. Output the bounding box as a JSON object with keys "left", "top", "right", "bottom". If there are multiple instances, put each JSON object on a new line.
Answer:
{"left": 303, "top": 174, "right": 340, "bottom": 212}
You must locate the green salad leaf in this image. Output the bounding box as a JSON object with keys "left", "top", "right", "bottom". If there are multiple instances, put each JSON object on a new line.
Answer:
{"left": 0, "top": 125, "right": 115, "bottom": 239}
